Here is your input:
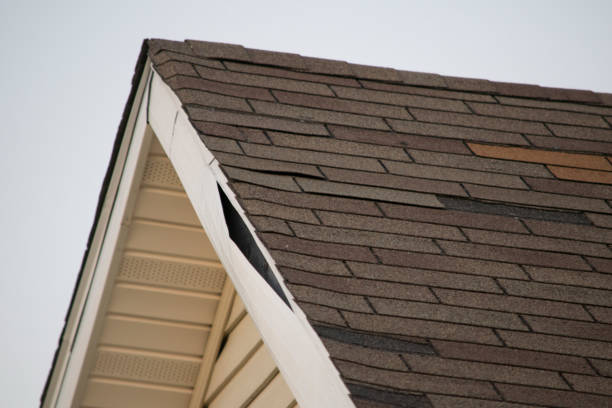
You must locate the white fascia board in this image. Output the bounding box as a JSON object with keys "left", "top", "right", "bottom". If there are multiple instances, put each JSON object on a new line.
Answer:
{"left": 44, "top": 62, "right": 154, "bottom": 408}
{"left": 148, "top": 68, "right": 354, "bottom": 408}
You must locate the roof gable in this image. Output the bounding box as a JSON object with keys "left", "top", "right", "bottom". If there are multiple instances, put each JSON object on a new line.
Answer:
{"left": 148, "top": 39, "right": 612, "bottom": 407}
{"left": 44, "top": 38, "right": 612, "bottom": 408}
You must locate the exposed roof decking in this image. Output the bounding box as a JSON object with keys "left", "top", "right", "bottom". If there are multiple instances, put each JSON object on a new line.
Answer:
{"left": 148, "top": 39, "right": 612, "bottom": 408}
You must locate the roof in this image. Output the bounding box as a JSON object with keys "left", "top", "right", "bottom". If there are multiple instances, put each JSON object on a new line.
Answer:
{"left": 48, "top": 38, "right": 612, "bottom": 408}
{"left": 147, "top": 39, "right": 612, "bottom": 407}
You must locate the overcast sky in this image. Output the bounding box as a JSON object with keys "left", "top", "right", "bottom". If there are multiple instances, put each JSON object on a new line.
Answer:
{"left": 1, "top": 1, "right": 611, "bottom": 406}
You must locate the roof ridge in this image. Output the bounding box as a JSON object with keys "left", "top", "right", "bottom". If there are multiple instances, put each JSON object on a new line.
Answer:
{"left": 147, "top": 38, "right": 612, "bottom": 107}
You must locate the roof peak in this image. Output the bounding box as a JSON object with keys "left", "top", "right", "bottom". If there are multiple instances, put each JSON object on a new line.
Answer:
{"left": 147, "top": 38, "right": 612, "bottom": 106}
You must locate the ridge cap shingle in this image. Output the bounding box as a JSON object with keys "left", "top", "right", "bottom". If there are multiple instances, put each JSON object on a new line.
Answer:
{"left": 146, "top": 38, "right": 611, "bottom": 106}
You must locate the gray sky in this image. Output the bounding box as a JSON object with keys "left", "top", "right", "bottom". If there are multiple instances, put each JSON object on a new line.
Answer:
{"left": 1, "top": 1, "right": 611, "bottom": 406}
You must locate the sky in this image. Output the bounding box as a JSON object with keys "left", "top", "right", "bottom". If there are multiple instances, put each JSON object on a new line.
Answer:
{"left": 1, "top": 1, "right": 611, "bottom": 406}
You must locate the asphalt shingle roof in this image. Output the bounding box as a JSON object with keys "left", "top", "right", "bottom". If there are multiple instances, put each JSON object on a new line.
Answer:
{"left": 148, "top": 39, "right": 612, "bottom": 408}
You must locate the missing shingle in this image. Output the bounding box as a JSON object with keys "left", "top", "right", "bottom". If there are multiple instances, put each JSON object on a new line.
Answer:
{"left": 218, "top": 184, "right": 291, "bottom": 309}
{"left": 438, "top": 196, "right": 592, "bottom": 225}
{"left": 314, "top": 325, "right": 435, "bottom": 354}
{"left": 347, "top": 383, "right": 432, "bottom": 408}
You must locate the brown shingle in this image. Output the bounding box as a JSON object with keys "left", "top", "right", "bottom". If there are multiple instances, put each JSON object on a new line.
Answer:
{"left": 590, "top": 358, "right": 612, "bottom": 376}
{"left": 548, "top": 165, "right": 612, "bottom": 185}
{"left": 232, "top": 183, "right": 382, "bottom": 216}
{"left": 299, "top": 303, "right": 347, "bottom": 326}
{"left": 283, "top": 269, "right": 437, "bottom": 302}
{"left": 343, "top": 311, "right": 502, "bottom": 345}
{"left": 402, "top": 354, "right": 567, "bottom": 389}
{"left": 370, "top": 298, "right": 526, "bottom": 330}
{"left": 496, "top": 96, "right": 612, "bottom": 116}
{"left": 563, "top": 374, "right": 612, "bottom": 396}
{"left": 524, "top": 176, "right": 612, "bottom": 200}
{"left": 272, "top": 90, "right": 412, "bottom": 119}
{"left": 245, "top": 48, "right": 306, "bottom": 70}
{"left": 331, "top": 86, "right": 469, "bottom": 113}
{"left": 150, "top": 49, "right": 225, "bottom": 69}
{"left": 316, "top": 210, "right": 466, "bottom": 241}
{"left": 155, "top": 61, "right": 198, "bottom": 78}
{"left": 432, "top": 340, "right": 595, "bottom": 374}
{"left": 289, "top": 222, "right": 441, "bottom": 253}
{"left": 240, "top": 141, "right": 385, "bottom": 172}
{"left": 166, "top": 75, "right": 275, "bottom": 101}
{"left": 588, "top": 257, "right": 612, "bottom": 274}
{"left": 461, "top": 228, "right": 611, "bottom": 258}
{"left": 410, "top": 108, "right": 551, "bottom": 135}
{"left": 468, "top": 102, "right": 609, "bottom": 127}
{"left": 175, "top": 89, "right": 251, "bottom": 111}
{"left": 202, "top": 136, "right": 242, "bottom": 153}
{"left": 388, "top": 119, "right": 529, "bottom": 146}
{"left": 379, "top": 202, "right": 528, "bottom": 233}
{"left": 323, "top": 338, "right": 407, "bottom": 371}
{"left": 271, "top": 251, "right": 350, "bottom": 276}
{"left": 375, "top": 249, "right": 528, "bottom": 279}
{"left": 496, "top": 383, "right": 612, "bottom": 408}
{"left": 296, "top": 178, "right": 444, "bottom": 207}
{"left": 267, "top": 131, "right": 410, "bottom": 161}
{"left": 347, "top": 262, "right": 503, "bottom": 293}
{"left": 261, "top": 233, "right": 377, "bottom": 263}
{"left": 587, "top": 306, "right": 612, "bottom": 324}
{"left": 187, "top": 106, "right": 328, "bottom": 135}
{"left": 523, "top": 315, "right": 612, "bottom": 342}
{"left": 336, "top": 360, "right": 501, "bottom": 400}
{"left": 434, "top": 288, "right": 592, "bottom": 321}
{"left": 468, "top": 142, "right": 612, "bottom": 171}
{"left": 524, "top": 266, "right": 612, "bottom": 290}
{"left": 464, "top": 184, "right": 612, "bottom": 213}
{"left": 548, "top": 123, "right": 612, "bottom": 142}
{"left": 186, "top": 40, "right": 250, "bottom": 60}
{"left": 241, "top": 199, "right": 319, "bottom": 224}
{"left": 587, "top": 213, "right": 612, "bottom": 228}
{"left": 398, "top": 70, "right": 447, "bottom": 88}
{"left": 497, "top": 330, "right": 612, "bottom": 359}
{"left": 437, "top": 240, "right": 592, "bottom": 270}
{"left": 224, "top": 61, "right": 360, "bottom": 87}
{"left": 427, "top": 394, "right": 532, "bottom": 408}
{"left": 214, "top": 151, "right": 323, "bottom": 178}
{"left": 527, "top": 134, "right": 612, "bottom": 155}
{"left": 361, "top": 80, "right": 496, "bottom": 102}
{"left": 195, "top": 64, "right": 334, "bottom": 96}
{"left": 498, "top": 279, "right": 612, "bottom": 307}
{"left": 444, "top": 76, "right": 496, "bottom": 93}
{"left": 383, "top": 160, "right": 528, "bottom": 189}
{"left": 328, "top": 125, "right": 472, "bottom": 154}
{"left": 250, "top": 100, "right": 390, "bottom": 130}
{"left": 408, "top": 148, "right": 553, "bottom": 178}
{"left": 222, "top": 166, "right": 301, "bottom": 192}
{"left": 250, "top": 216, "right": 292, "bottom": 234}
{"left": 288, "top": 284, "right": 372, "bottom": 313}
{"left": 320, "top": 166, "right": 468, "bottom": 197}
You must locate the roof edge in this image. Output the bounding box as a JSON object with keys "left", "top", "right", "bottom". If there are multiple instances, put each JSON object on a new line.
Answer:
{"left": 149, "top": 38, "right": 612, "bottom": 106}
{"left": 39, "top": 39, "right": 151, "bottom": 406}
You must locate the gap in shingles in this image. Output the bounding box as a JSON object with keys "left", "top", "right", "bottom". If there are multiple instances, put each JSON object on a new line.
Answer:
{"left": 437, "top": 195, "right": 592, "bottom": 225}
{"left": 218, "top": 184, "right": 291, "bottom": 309}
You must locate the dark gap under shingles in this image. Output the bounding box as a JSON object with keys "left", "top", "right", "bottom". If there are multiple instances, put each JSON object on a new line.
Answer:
{"left": 314, "top": 324, "right": 435, "bottom": 354}
{"left": 218, "top": 184, "right": 292, "bottom": 309}
{"left": 438, "top": 196, "right": 592, "bottom": 225}
{"left": 347, "top": 383, "right": 432, "bottom": 408}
